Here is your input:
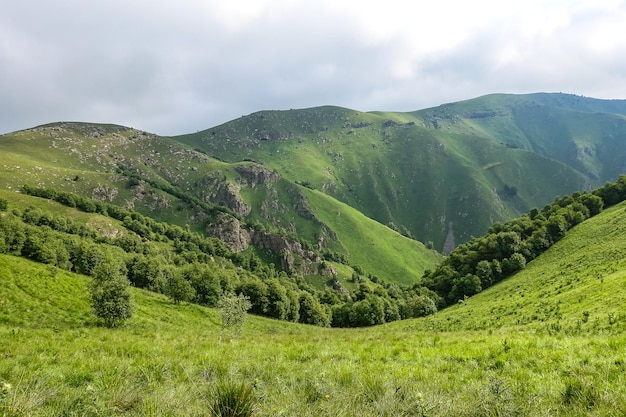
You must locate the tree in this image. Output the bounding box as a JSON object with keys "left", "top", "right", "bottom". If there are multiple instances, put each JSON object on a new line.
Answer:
{"left": 401, "top": 295, "right": 437, "bottom": 318}
{"left": 475, "top": 260, "right": 494, "bottom": 288}
{"left": 164, "top": 267, "right": 195, "bottom": 304}
{"left": 184, "top": 263, "right": 221, "bottom": 307}
{"left": 265, "top": 279, "right": 290, "bottom": 320}
{"left": 238, "top": 279, "right": 269, "bottom": 315}
{"left": 449, "top": 273, "right": 482, "bottom": 302}
{"left": 349, "top": 296, "right": 385, "bottom": 327}
{"left": 127, "top": 255, "right": 166, "bottom": 292}
{"left": 298, "top": 292, "right": 331, "bottom": 327}
{"left": 89, "top": 261, "right": 133, "bottom": 327}
{"left": 218, "top": 292, "right": 251, "bottom": 345}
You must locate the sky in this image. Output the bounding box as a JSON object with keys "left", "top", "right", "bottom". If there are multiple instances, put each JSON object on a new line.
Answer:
{"left": 2, "top": 0, "right": 626, "bottom": 136}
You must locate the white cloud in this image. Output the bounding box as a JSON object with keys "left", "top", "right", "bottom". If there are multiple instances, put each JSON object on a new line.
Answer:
{"left": 1, "top": 0, "right": 626, "bottom": 135}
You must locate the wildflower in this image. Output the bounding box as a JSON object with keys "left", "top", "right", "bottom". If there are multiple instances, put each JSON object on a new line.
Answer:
{"left": 416, "top": 392, "right": 424, "bottom": 402}
{"left": 1, "top": 383, "right": 11, "bottom": 393}
{"left": 324, "top": 393, "right": 330, "bottom": 399}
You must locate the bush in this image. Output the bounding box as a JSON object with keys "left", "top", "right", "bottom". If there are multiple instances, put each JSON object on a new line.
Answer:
{"left": 218, "top": 292, "right": 251, "bottom": 344}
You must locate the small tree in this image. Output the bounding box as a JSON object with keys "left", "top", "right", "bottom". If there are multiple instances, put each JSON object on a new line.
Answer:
{"left": 164, "top": 267, "right": 195, "bottom": 304}
{"left": 218, "top": 292, "right": 251, "bottom": 345}
{"left": 90, "top": 261, "right": 133, "bottom": 327}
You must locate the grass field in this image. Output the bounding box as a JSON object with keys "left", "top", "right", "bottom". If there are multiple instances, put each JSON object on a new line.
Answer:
{"left": 2, "top": 202, "right": 626, "bottom": 415}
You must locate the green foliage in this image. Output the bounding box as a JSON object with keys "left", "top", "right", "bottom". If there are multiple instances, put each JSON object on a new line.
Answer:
{"left": 425, "top": 185, "right": 619, "bottom": 306}
{"left": 401, "top": 295, "right": 437, "bottom": 318}
{"left": 89, "top": 261, "right": 133, "bottom": 327}
{"left": 218, "top": 292, "right": 252, "bottom": 344}
{"left": 164, "top": 267, "right": 196, "bottom": 304}
{"left": 298, "top": 292, "right": 331, "bottom": 327}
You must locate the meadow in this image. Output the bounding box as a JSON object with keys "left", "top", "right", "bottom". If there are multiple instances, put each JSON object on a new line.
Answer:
{"left": 2, "top": 200, "right": 626, "bottom": 416}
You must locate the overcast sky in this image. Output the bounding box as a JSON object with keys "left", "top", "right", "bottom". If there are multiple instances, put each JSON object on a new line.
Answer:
{"left": 2, "top": 0, "right": 626, "bottom": 135}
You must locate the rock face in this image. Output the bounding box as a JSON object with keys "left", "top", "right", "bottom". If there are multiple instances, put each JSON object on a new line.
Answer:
{"left": 205, "top": 213, "right": 251, "bottom": 253}
{"left": 252, "top": 231, "right": 320, "bottom": 274}
{"left": 203, "top": 173, "right": 251, "bottom": 217}
{"left": 206, "top": 212, "right": 322, "bottom": 275}
{"left": 204, "top": 163, "right": 333, "bottom": 275}
{"left": 235, "top": 163, "right": 280, "bottom": 187}
{"left": 215, "top": 182, "right": 251, "bottom": 217}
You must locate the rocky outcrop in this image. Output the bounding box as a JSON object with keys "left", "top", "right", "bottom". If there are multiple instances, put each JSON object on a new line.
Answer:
{"left": 203, "top": 173, "right": 251, "bottom": 217}
{"left": 235, "top": 163, "right": 280, "bottom": 187}
{"left": 215, "top": 182, "right": 251, "bottom": 217}
{"left": 91, "top": 183, "right": 119, "bottom": 202}
{"left": 205, "top": 212, "right": 323, "bottom": 275}
{"left": 206, "top": 213, "right": 251, "bottom": 253}
{"left": 252, "top": 231, "right": 320, "bottom": 274}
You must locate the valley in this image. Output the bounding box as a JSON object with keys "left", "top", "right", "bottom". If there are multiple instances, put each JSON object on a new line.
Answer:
{"left": 2, "top": 92, "right": 626, "bottom": 415}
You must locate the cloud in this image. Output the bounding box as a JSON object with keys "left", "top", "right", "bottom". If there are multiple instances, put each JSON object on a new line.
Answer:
{"left": 1, "top": 0, "right": 626, "bottom": 135}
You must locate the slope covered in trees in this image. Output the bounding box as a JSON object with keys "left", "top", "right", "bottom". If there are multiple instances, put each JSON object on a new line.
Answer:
{"left": 0, "top": 187, "right": 440, "bottom": 328}
{"left": 3, "top": 174, "right": 626, "bottom": 328}
{"left": 423, "top": 175, "right": 626, "bottom": 307}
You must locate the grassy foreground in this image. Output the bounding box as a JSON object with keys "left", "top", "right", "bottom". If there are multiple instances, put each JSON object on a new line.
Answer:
{"left": 3, "top": 202, "right": 626, "bottom": 415}
{"left": 1, "top": 253, "right": 625, "bottom": 416}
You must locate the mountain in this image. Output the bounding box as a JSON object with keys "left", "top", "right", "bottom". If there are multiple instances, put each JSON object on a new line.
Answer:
{"left": 176, "top": 93, "right": 626, "bottom": 253}
{"left": 0, "top": 122, "right": 439, "bottom": 288}
{"left": 2, "top": 92, "right": 626, "bottom": 287}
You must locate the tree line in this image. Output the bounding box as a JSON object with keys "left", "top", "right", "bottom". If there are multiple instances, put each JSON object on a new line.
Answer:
{"left": 4, "top": 186, "right": 440, "bottom": 328}
{"left": 423, "top": 175, "right": 626, "bottom": 307}
{"left": 7, "top": 174, "right": 626, "bottom": 327}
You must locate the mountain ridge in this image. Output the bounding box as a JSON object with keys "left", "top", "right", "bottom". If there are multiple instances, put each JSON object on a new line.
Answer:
{"left": 3, "top": 92, "right": 626, "bottom": 281}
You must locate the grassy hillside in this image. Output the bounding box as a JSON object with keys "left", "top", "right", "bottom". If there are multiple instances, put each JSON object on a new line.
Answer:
{"left": 2, "top": 199, "right": 626, "bottom": 415}
{"left": 304, "top": 189, "right": 440, "bottom": 286}
{"left": 403, "top": 199, "right": 626, "bottom": 334}
{"left": 413, "top": 93, "right": 626, "bottom": 181}
{"left": 176, "top": 93, "right": 624, "bottom": 251}
{"left": 0, "top": 122, "right": 439, "bottom": 286}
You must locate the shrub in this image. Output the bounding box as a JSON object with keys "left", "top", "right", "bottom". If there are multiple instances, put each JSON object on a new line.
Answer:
{"left": 218, "top": 292, "right": 251, "bottom": 344}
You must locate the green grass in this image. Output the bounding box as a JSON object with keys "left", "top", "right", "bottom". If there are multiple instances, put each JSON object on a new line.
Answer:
{"left": 3, "top": 200, "right": 626, "bottom": 415}
{"left": 306, "top": 188, "right": 440, "bottom": 284}
{"left": 404, "top": 200, "right": 626, "bottom": 334}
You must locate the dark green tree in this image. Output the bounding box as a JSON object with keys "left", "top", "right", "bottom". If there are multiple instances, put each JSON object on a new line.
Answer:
{"left": 165, "top": 267, "right": 196, "bottom": 304}
{"left": 89, "top": 261, "right": 133, "bottom": 327}
{"left": 401, "top": 295, "right": 437, "bottom": 318}
{"left": 298, "top": 292, "right": 331, "bottom": 327}
{"left": 265, "top": 279, "right": 290, "bottom": 320}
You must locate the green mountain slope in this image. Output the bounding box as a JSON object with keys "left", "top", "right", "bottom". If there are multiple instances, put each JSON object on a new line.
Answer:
{"left": 0, "top": 123, "right": 439, "bottom": 285}
{"left": 176, "top": 93, "right": 626, "bottom": 252}
{"left": 402, "top": 199, "right": 626, "bottom": 334}
{"left": 3, "top": 92, "right": 626, "bottom": 285}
